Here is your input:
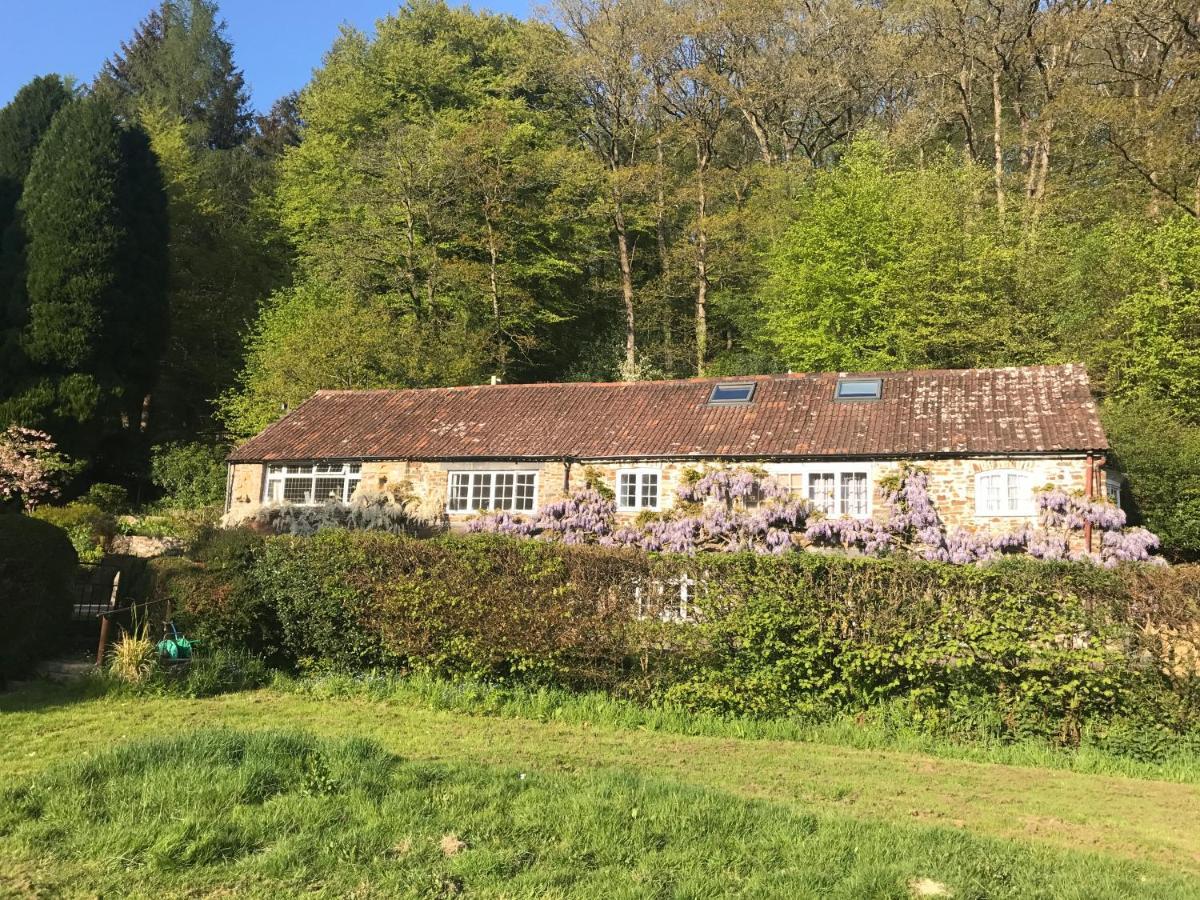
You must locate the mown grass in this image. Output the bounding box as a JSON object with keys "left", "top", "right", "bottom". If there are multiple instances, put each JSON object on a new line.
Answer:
{"left": 270, "top": 671, "right": 1200, "bottom": 784}
{"left": 1, "top": 728, "right": 1196, "bottom": 900}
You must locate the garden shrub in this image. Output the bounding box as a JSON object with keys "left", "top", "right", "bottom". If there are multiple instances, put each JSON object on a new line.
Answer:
{"left": 30, "top": 500, "right": 115, "bottom": 563}
{"left": 174, "top": 530, "right": 1199, "bottom": 742}
{"left": 150, "top": 440, "right": 227, "bottom": 508}
{"left": 0, "top": 514, "right": 78, "bottom": 680}
{"left": 154, "top": 528, "right": 283, "bottom": 664}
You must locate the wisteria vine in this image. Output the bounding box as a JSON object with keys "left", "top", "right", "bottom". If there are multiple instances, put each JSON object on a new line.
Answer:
{"left": 467, "top": 465, "right": 1161, "bottom": 567}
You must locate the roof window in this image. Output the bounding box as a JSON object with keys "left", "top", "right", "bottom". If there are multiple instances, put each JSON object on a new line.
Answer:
{"left": 835, "top": 378, "right": 882, "bottom": 401}
{"left": 708, "top": 382, "right": 756, "bottom": 405}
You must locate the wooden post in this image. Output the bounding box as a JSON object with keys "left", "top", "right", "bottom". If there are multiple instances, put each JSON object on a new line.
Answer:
{"left": 95, "top": 613, "right": 111, "bottom": 667}
{"left": 1084, "top": 452, "right": 1095, "bottom": 553}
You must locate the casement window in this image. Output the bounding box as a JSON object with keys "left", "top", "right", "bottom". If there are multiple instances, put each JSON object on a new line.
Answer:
{"left": 617, "top": 469, "right": 660, "bottom": 510}
{"left": 975, "top": 469, "right": 1034, "bottom": 516}
{"left": 802, "top": 471, "right": 870, "bottom": 518}
{"left": 447, "top": 471, "right": 537, "bottom": 513}
{"left": 264, "top": 462, "right": 361, "bottom": 505}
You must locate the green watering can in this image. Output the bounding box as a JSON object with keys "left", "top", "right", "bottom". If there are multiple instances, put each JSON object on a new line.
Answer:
{"left": 157, "top": 622, "right": 195, "bottom": 662}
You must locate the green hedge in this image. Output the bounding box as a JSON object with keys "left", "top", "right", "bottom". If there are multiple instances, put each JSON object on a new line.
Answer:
{"left": 162, "top": 530, "right": 1200, "bottom": 741}
{"left": 0, "top": 514, "right": 78, "bottom": 681}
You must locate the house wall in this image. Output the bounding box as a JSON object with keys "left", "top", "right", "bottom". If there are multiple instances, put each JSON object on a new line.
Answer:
{"left": 225, "top": 453, "right": 1097, "bottom": 546}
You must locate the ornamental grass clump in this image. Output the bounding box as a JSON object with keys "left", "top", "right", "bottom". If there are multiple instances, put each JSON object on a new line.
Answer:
{"left": 109, "top": 621, "right": 156, "bottom": 685}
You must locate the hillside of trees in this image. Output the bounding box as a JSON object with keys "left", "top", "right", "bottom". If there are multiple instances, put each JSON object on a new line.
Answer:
{"left": 1, "top": 0, "right": 1199, "bottom": 557}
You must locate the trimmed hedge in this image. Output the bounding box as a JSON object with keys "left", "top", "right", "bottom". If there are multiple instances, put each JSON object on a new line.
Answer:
{"left": 162, "top": 530, "right": 1200, "bottom": 741}
{"left": 0, "top": 514, "right": 78, "bottom": 681}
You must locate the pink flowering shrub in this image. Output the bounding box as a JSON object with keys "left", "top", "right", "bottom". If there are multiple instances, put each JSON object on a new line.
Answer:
{"left": 468, "top": 464, "right": 1161, "bottom": 567}
{"left": 0, "top": 426, "right": 68, "bottom": 511}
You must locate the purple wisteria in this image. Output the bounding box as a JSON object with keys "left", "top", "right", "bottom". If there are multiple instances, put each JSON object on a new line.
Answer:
{"left": 466, "top": 464, "right": 1161, "bottom": 567}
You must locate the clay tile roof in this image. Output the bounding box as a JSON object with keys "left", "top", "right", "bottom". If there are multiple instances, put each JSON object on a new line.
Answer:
{"left": 227, "top": 364, "right": 1108, "bottom": 463}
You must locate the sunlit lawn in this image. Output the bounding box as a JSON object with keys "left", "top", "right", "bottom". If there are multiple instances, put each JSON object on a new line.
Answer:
{"left": 2, "top": 681, "right": 1198, "bottom": 898}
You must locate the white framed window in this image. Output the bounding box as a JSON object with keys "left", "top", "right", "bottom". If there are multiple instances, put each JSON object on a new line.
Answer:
{"left": 447, "top": 471, "right": 537, "bottom": 513}
{"left": 975, "top": 469, "right": 1034, "bottom": 516}
{"left": 768, "top": 467, "right": 871, "bottom": 518}
{"left": 803, "top": 471, "right": 869, "bottom": 518}
{"left": 264, "top": 461, "right": 361, "bottom": 505}
{"left": 618, "top": 469, "right": 660, "bottom": 510}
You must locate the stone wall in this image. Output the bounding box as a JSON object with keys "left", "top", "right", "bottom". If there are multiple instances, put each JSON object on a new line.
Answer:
{"left": 224, "top": 454, "right": 1098, "bottom": 541}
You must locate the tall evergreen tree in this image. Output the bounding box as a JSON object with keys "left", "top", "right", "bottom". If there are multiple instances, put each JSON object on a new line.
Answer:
{"left": 95, "top": 0, "right": 251, "bottom": 150}
{"left": 0, "top": 75, "right": 73, "bottom": 378}
{"left": 9, "top": 96, "right": 168, "bottom": 480}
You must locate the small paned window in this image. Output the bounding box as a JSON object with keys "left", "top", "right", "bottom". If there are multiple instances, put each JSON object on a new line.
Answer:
{"left": 708, "top": 382, "right": 756, "bottom": 404}
{"left": 447, "top": 471, "right": 537, "bottom": 513}
{"left": 782, "top": 469, "right": 870, "bottom": 518}
{"left": 835, "top": 378, "right": 883, "bottom": 401}
{"left": 1105, "top": 473, "right": 1122, "bottom": 506}
{"left": 618, "top": 470, "right": 660, "bottom": 510}
{"left": 975, "top": 469, "right": 1033, "bottom": 516}
{"left": 263, "top": 462, "right": 361, "bottom": 505}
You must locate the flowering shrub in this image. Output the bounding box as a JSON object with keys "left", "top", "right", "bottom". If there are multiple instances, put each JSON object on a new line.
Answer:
{"left": 0, "top": 426, "right": 69, "bottom": 511}
{"left": 250, "top": 492, "right": 435, "bottom": 537}
{"left": 468, "top": 463, "right": 1162, "bottom": 567}
{"left": 470, "top": 469, "right": 811, "bottom": 555}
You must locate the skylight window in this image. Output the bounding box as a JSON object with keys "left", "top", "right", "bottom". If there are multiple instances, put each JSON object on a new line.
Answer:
{"left": 835, "top": 378, "right": 883, "bottom": 401}
{"left": 708, "top": 382, "right": 756, "bottom": 405}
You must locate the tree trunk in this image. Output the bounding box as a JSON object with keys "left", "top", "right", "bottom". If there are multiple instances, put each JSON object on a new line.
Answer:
{"left": 655, "top": 116, "right": 672, "bottom": 374}
{"left": 694, "top": 139, "right": 709, "bottom": 377}
{"left": 614, "top": 198, "right": 637, "bottom": 375}
{"left": 739, "top": 108, "right": 773, "bottom": 166}
{"left": 485, "top": 218, "right": 507, "bottom": 377}
{"left": 991, "top": 67, "right": 1006, "bottom": 220}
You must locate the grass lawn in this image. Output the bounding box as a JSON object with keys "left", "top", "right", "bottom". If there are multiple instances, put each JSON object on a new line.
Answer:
{"left": 2, "top": 680, "right": 1199, "bottom": 898}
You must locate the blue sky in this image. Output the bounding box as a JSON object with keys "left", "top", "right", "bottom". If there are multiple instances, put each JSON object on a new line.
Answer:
{"left": 1, "top": 0, "right": 534, "bottom": 111}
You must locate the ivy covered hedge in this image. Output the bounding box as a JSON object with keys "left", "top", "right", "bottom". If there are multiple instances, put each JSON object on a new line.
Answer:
{"left": 159, "top": 530, "right": 1200, "bottom": 742}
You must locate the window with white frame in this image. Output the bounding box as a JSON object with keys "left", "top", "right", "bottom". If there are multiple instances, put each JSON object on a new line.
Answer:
{"left": 264, "top": 462, "right": 362, "bottom": 505}
{"left": 618, "top": 469, "right": 659, "bottom": 510}
{"left": 800, "top": 470, "right": 869, "bottom": 518}
{"left": 975, "top": 469, "right": 1034, "bottom": 516}
{"left": 447, "top": 471, "right": 537, "bottom": 513}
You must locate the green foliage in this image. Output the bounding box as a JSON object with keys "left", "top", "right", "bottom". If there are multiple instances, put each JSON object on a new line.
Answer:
{"left": 1102, "top": 398, "right": 1200, "bottom": 561}
{"left": 9, "top": 95, "right": 168, "bottom": 479}
{"left": 219, "top": 2, "right": 605, "bottom": 436}
{"left": 0, "top": 75, "right": 73, "bottom": 378}
{"left": 150, "top": 527, "right": 279, "bottom": 662}
{"left": 82, "top": 482, "right": 130, "bottom": 515}
{"left": 31, "top": 501, "right": 116, "bottom": 564}
{"left": 150, "top": 441, "right": 226, "bottom": 508}
{"left": 94, "top": 0, "right": 251, "bottom": 151}
{"left": 0, "top": 514, "right": 77, "bottom": 679}
{"left": 173, "top": 531, "right": 1197, "bottom": 741}
{"left": 750, "top": 140, "right": 1059, "bottom": 372}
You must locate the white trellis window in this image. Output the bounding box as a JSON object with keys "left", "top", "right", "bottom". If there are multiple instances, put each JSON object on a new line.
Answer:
{"left": 617, "top": 469, "right": 660, "bottom": 510}
{"left": 975, "top": 469, "right": 1034, "bottom": 516}
{"left": 447, "top": 471, "right": 537, "bottom": 513}
{"left": 802, "top": 470, "right": 870, "bottom": 518}
{"left": 264, "top": 462, "right": 362, "bottom": 505}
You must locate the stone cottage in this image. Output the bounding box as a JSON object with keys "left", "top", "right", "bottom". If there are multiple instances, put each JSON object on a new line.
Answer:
{"left": 224, "top": 364, "right": 1118, "bottom": 549}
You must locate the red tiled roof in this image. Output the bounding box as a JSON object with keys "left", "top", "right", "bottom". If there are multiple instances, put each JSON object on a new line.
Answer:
{"left": 228, "top": 364, "right": 1108, "bottom": 463}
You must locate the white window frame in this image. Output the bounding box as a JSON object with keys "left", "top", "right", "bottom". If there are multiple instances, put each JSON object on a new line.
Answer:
{"left": 446, "top": 470, "right": 538, "bottom": 514}
{"left": 974, "top": 468, "right": 1035, "bottom": 517}
{"left": 263, "top": 461, "right": 362, "bottom": 505}
{"left": 617, "top": 468, "right": 661, "bottom": 511}
{"left": 763, "top": 464, "right": 873, "bottom": 519}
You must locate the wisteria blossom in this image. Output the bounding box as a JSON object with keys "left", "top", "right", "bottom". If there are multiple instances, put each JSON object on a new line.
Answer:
{"left": 467, "top": 464, "right": 1162, "bottom": 567}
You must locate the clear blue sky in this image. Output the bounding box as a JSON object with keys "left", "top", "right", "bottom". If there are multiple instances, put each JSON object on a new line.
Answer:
{"left": 0, "top": 0, "right": 534, "bottom": 112}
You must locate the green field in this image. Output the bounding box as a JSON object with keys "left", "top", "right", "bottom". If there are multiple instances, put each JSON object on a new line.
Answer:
{"left": 2, "top": 681, "right": 1199, "bottom": 899}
